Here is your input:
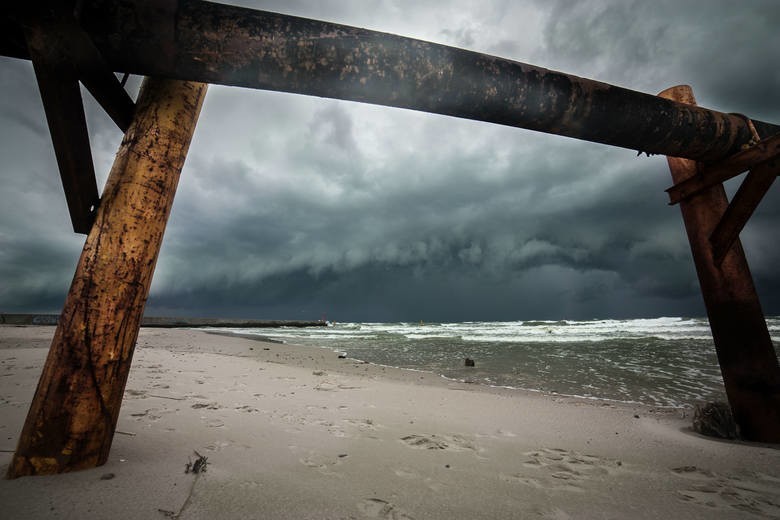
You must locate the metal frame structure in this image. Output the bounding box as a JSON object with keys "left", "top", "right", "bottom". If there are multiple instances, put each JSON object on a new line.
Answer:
{"left": 2, "top": 1, "right": 779, "bottom": 475}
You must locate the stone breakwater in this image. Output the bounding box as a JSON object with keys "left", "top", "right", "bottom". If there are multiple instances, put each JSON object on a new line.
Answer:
{"left": 0, "top": 314, "right": 326, "bottom": 328}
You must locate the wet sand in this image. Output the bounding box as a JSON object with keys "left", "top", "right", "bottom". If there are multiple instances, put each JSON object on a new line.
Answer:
{"left": 1, "top": 326, "right": 779, "bottom": 519}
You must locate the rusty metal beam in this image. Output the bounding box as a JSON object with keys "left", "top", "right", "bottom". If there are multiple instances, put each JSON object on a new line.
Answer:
{"left": 660, "top": 85, "right": 780, "bottom": 443}
{"left": 7, "top": 77, "right": 208, "bottom": 478}
{"left": 11, "top": 3, "right": 135, "bottom": 131}
{"left": 55, "top": 15, "right": 135, "bottom": 132}
{"left": 710, "top": 161, "right": 778, "bottom": 266}
{"left": 2, "top": 0, "right": 777, "bottom": 162}
{"left": 9, "top": 3, "right": 134, "bottom": 233}
{"left": 24, "top": 20, "right": 99, "bottom": 234}
{"left": 667, "top": 133, "right": 780, "bottom": 205}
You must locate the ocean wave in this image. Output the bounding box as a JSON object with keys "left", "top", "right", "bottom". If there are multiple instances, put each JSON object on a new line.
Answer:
{"left": 403, "top": 333, "right": 460, "bottom": 339}
{"left": 230, "top": 316, "right": 776, "bottom": 408}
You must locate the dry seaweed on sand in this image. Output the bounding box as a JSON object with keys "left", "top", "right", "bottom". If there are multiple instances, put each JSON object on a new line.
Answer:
{"left": 185, "top": 450, "right": 209, "bottom": 474}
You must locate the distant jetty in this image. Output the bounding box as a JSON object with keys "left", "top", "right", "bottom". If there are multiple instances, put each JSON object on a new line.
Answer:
{"left": 0, "top": 314, "right": 327, "bottom": 328}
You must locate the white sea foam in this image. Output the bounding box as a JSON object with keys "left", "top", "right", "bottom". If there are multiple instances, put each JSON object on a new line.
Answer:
{"left": 229, "top": 316, "right": 778, "bottom": 408}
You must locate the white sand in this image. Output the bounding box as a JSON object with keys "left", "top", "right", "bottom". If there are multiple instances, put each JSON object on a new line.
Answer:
{"left": 1, "top": 325, "right": 779, "bottom": 519}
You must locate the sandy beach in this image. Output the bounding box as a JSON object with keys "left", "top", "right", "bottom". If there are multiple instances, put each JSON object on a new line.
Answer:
{"left": 1, "top": 326, "right": 779, "bottom": 519}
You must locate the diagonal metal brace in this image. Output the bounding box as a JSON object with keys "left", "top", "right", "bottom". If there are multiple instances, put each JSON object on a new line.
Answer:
{"left": 57, "top": 15, "right": 136, "bottom": 132}
{"left": 710, "top": 160, "right": 779, "bottom": 266}
{"left": 666, "top": 133, "right": 780, "bottom": 205}
{"left": 18, "top": 4, "right": 136, "bottom": 233}
{"left": 24, "top": 20, "right": 99, "bottom": 234}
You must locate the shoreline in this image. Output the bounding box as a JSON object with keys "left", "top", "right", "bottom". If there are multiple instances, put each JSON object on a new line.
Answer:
{"left": 1, "top": 326, "right": 779, "bottom": 519}
{"left": 209, "top": 329, "right": 686, "bottom": 414}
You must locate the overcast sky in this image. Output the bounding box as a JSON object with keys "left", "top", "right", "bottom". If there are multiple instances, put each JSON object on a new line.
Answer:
{"left": 1, "top": 0, "right": 779, "bottom": 322}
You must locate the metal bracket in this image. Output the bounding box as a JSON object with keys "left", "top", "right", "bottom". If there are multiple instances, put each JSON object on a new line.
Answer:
{"left": 710, "top": 159, "right": 779, "bottom": 266}
{"left": 19, "top": 5, "right": 136, "bottom": 233}
{"left": 666, "top": 132, "right": 780, "bottom": 205}
{"left": 24, "top": 19, "right": 99, "bottom": 234}
{"left": 665, "top": 126, "right": 780, "bottom": 267}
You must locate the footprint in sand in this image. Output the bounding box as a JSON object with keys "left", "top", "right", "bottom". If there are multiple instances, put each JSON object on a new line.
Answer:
{"left": 314, "top": 380, "right": 362, "bottom": 392}
{"left": 533, "top": 507, "right": 573, "bottom": 520}
{"left": 393, "top": 467, "right": 446, "bottom": 492}
{"left": 290, "top": 447, "right": 345, "bottom": 476}
{"left": 234, "top": 405, "right": 258, "bottom": 413}
{"left": 516, "top": 448, "right": 623, "bottom": 492}
{"left": 191, "top": 402, "right": 222, "bottom": 410}
{"left": 124, "top": 389, "right": 147, "bottom": 399}
{"left": 671, "top": 466, "right": 780, "bottom": 516}
{"left": 311, "top": 419, "right": 347, "bottom": 438}
{"left": 204, "top": 440, "right": 251, "bottom": 452}
{"left": 399, "top": 434, "right": 477, "bottom": 453}
{"left": 343, "top": 418, "right": 380, "bottom": 435}
{"left": 357, "top": 498, "right": 416, "bottom": 520}
{"left": 500, "top": 472, "right": 565, "bottom": 491}
{"left": 129, "top": 408, "right": 171, "bottom": 422}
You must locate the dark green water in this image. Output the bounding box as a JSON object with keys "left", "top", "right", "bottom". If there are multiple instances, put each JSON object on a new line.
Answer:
{"left": 226, "top": 317, "right": 780, "bottom": 408}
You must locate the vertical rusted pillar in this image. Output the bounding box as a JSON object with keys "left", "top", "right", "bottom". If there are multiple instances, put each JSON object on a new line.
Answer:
{"left": 7, "top": 78, "right": 207, "bottom": 477}
{"left": 660, "top": 86, "right": 780, "bottom": 442}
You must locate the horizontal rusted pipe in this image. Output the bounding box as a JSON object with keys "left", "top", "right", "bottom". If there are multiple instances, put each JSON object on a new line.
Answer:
{"left": 5, "top": 0, "right": 780, "bottom": 161}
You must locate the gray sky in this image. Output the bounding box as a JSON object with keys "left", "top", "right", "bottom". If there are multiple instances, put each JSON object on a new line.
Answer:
{"left": 1, "top": 0, "right": 779, "bottom": 322}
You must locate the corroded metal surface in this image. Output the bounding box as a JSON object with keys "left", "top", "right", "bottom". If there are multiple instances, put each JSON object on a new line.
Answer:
{"left": 84, "top": 0, "right": 779, "bottom": 161}
{"left": 24, "top": 17, "right": 99, "bottom": 234}
{"left": 667, "top": 133, "right": 780, "bottom": 204}
{"left": 7, "top": 78, "right": 208, "bottom": 477}
{"left": 710, "top": 162, "right": 778, "bottom": 266}
{"left": 660, "top": 86, "right": 780, "bottom": 443}
{"left": 3, "top": 0, "right": 778, "bottom": 162}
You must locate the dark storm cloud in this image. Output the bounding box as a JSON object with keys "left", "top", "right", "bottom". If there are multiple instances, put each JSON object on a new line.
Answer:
{"left": 150, "top": 97, "right": 696, "bottom": 319}
{"left": 536, "top": 0, "right": 780, "bottom": 119}
{"left": 1, "top": 1, "right": 778, "bottom": 321}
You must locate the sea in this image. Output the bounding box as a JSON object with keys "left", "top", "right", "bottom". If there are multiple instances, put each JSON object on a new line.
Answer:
{"left": 223, "top": 317, "right": 780, "bottom": 409}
